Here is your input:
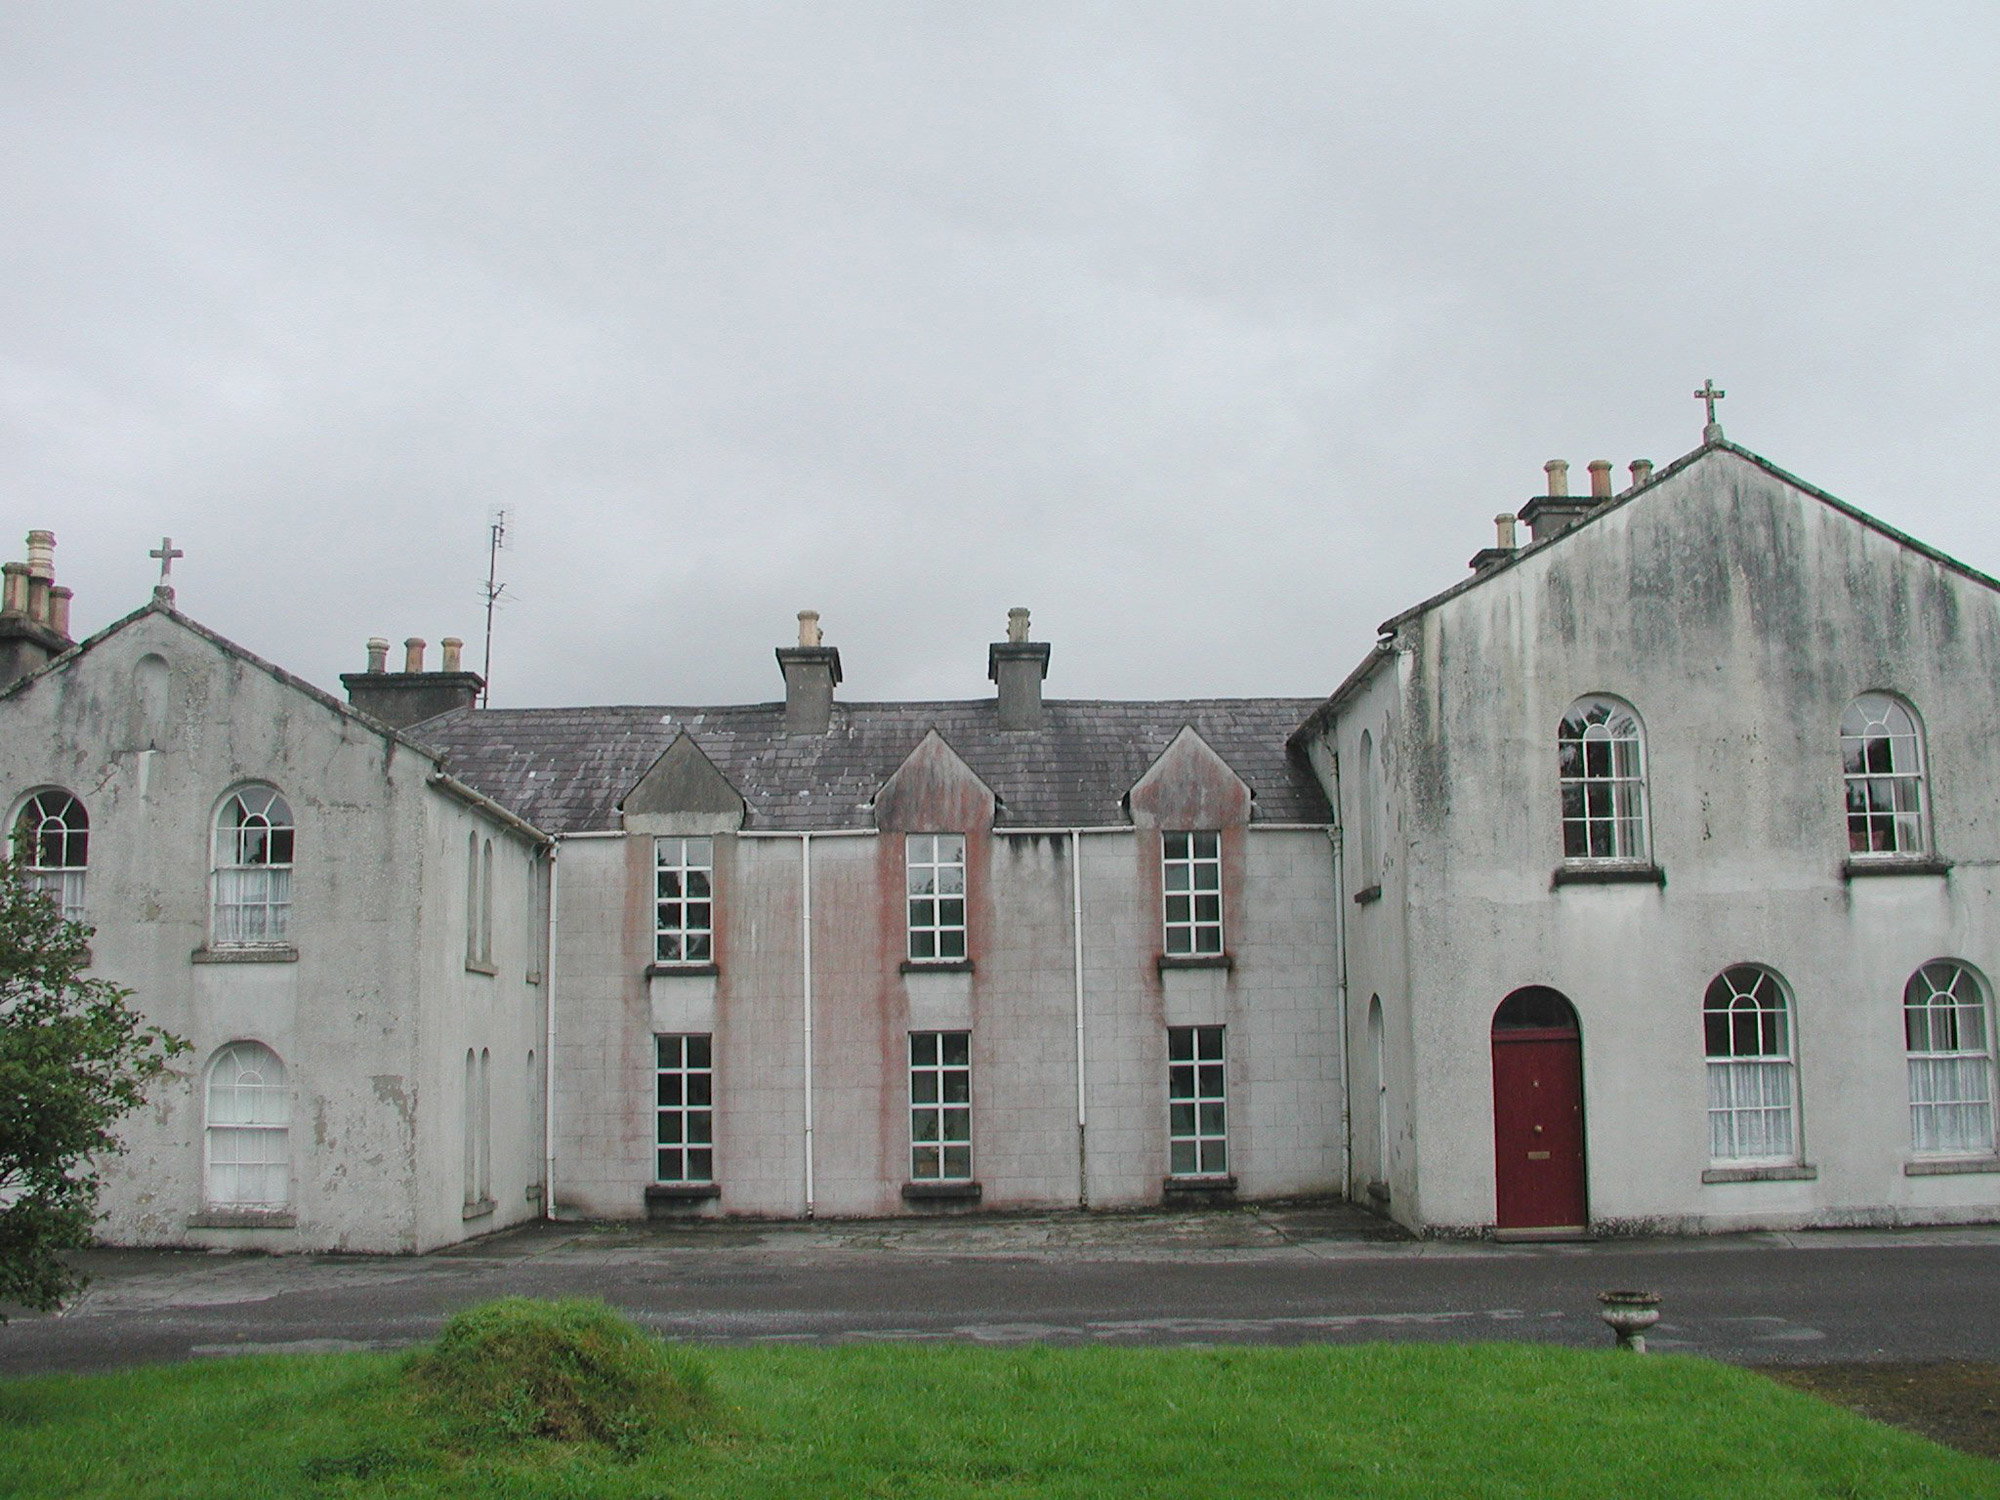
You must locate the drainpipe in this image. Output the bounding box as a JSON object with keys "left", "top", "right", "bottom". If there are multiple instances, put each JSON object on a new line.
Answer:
{"left": 1070, "top": 828, "right": 1088, "bottom": 1208}
{"left": 1329, "top": 821, "right": 1352, "bottom": 1201}
{"left": 801, "top": 831, "right": 815, "bottom": 1218}
{"left": 543, "top": 845, "right": 560, "bottom": 1220}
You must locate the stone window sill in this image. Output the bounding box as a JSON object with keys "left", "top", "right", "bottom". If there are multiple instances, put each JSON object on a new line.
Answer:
{"left": 648, "top": 962, "right": 720, "bottom": 978}
{"left": 1552, "top": 863, "right": 1664, "bottom": 889}
{"left": 188, "top": 1209, "right": 296, "bottom": 1229}
{"left": 646, "top": 1183, "right": 721, "bottom": 1203}
{"left": 902, "top": 1180, "right": 982, "bottom": 1202}
{"left": 1906, "top": 1156, "right": 2000, "bottom": 1177}
{"left": 1352, "top": 884, "right": 1383, "bottom": 906}
{"left": 1158, "top": 953, "right": 1234, "bottom": 973}
{"left": 462, "top": 1197, "right": 497, "bottom": 1221}
{"left": 191, "top": 945, "right": 299, "bottom": 964}
{"left": 901, "top": 958, "right": 973, "bottom": 974}
{"left": 464, "top": 959, "right": 498, "bottom": 977}
{"left": 526, "top": 971, "right": 543, "bottom": 986}
{"left": 1701, "top": 1163, "right": 1817, "bottom": 1184}
{"left": 1365, "top": 1179, "right": 1390, "bottom": 1206}
{"left": 1163, "top": 1174, "right": 1238, "bottom": 1197}
{"left": 1844, "top": 856, "right": 1951, "bottom": 880}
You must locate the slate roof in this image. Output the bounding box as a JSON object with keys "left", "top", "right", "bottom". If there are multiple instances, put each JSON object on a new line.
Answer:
{"left": 409, "top": 699, "right": 1330, "bottom": 834}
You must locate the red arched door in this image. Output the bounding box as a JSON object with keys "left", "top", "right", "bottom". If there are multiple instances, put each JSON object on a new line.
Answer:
{"left": 1491, "top": 988, "right": 1587, "bottom": 1233}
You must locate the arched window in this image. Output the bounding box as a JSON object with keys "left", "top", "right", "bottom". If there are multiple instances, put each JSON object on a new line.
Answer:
{"left": 13, "top": 790, "right": 88, "bottom": 921}
{"left": 480, "top": 840, "right": 494, "bottom": 966}
{"left": 1356, "top": 730, "right": 1378, "bottom": 885}
{"left": 1842, "top": 694, "right": 1928, "bottom": 856}
{"left": 1367, "top": 995, "right": 1387, "bottom": 1180}
{"left": 213, "top": 787, "right": 294, "bottom": 945}
{"left": 205, "top": 1043, "right": 290, "bottom": 1208}
{"left": 1704, "top": 966, "right": 1797, "bottom": 1163}
{"left": 1905, "top": 960, "right": 1994, "bottom": 1157}
{"left": 465, "top": 832, "right": 481, "bottom": 966}
{"left": 1559, "top": 697, "right": 1648, "bottom": 861}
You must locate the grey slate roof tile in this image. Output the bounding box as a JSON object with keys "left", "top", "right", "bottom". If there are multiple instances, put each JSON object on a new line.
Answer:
{"left": 409, "top": 699, "right": 1329, "bottom": 834}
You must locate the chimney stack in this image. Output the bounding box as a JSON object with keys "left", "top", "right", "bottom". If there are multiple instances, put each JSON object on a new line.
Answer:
{"left": 988, "top": 607, "right": 1052, "bottom": 731}
{"left": 1629, "top": 459, "right": 1654, "bottom": 490}
{"left": 775, "top": 609, "right": 842, "bottom": 734}
{"left": 1517, "top": 459, "right": 1596, "bottom": 542}
{"left": 1468, "top": 514, "right": 1521, "bottom": 573}
{"left": 0, "top": 529, "right": 75, "bottom": 690}
{"left": 342, "top": 632, "right": 484, "bottom": 728}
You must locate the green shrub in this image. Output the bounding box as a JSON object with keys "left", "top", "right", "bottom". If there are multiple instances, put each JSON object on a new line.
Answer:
{"left": 405, "top": 1297, "right": 708, "bottom": 1456}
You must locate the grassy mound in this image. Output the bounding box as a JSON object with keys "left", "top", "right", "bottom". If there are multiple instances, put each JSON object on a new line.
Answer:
{"left": 405, "top": 1297, "right": 708, "bottom": 1455}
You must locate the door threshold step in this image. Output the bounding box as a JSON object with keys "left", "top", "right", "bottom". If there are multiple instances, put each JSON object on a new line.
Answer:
{"left": 1492, "top": 1226, "right": 1594, "bottom": 1243}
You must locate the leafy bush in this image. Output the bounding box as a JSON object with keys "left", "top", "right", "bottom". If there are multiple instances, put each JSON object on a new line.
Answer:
{"left": 406, "top": 1298, "right": 708, "bottom": 1456}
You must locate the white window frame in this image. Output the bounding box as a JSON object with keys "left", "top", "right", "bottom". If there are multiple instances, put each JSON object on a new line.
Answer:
{"left": 1905, "top": 960, "right": 1995, "bottom": 1158}
{"left": 655, "top": 1033, "right": 714, "bottom": 1183}
{"left": 1842, "top": 693, "right": 1929, "bottom": 857}
{"left": 1162, "top": 831, "right": 1223, "bottom": 956}
{"left": 1559, "top": 696, "right": 1649, "bottom": 862}
{"left": 204, "top": 1042, "right": 290, "bottom": 1209}
{"left": 909, "top": 1030, "right": 971, "bottom": 1181}
{"left": 14, "top": 789, "right": 88, "bottom": 922}
{"left": 1704, "top": 965, "right": 1798, "bottom": 1164}
{"left": 654, "top": 837, "right": 714, "bottom": 965}
{"left": 212, "top": 785, "right": 294, "bottom": 946}
{"left": 905, "top": 834, "right": 966, "bottom": 963}
{"left": 1168, "top": 1024, "right": 1228, "bottom": 1177}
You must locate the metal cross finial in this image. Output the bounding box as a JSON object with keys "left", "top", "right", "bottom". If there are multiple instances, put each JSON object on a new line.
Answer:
{"left": 149, "top": 537, "right": 183, "bottom": 583}
{"left": 1694, "top": 379, "right": 1726, "bottom": 425}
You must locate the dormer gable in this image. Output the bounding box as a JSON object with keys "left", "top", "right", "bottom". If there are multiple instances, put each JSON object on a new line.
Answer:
{"left": 873, "top": 729, "right": 997, "bottom": 833}
{"left": 619, "top": 732, "right": 745, "bottom": 835}
{"left": 1127, "top": 726, "right": 1253, "bottom": 830}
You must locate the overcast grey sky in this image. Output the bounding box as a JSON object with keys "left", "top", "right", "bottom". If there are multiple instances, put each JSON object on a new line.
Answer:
{"left": 4, "top": 5, "right": 1997, "bottom": 707}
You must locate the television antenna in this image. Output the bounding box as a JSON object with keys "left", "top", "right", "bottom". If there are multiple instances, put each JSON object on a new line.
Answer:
{"left": 480, "top": 508, "right": 511, "bottom": 707}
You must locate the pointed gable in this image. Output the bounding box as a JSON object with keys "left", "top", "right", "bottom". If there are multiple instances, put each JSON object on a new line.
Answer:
{"left": 872, "top": 729, "right": 997, "bottom": 833}
{"left": 619, "top": 732, "right": 745, "bottom": 832}
{"left": 1126, "top": 726, "right": 1252, "bottom": 830}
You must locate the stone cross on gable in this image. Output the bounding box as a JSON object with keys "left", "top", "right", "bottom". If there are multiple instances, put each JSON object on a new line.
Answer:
{"left": 149, "top": 537, "right": 183, "bottom": 605}
{"left": 1694, "top": 379, "right": 1726, "bottom": 440}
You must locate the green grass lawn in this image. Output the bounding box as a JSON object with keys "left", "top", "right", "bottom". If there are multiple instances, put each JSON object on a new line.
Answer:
{"left": 1, "top": 1335, "right": 1994, "bottom": 1499}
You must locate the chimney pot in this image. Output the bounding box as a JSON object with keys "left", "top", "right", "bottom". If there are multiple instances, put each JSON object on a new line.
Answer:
{"left": 1588, "top": 460, "right": 1613, "bottom": 499}
{"left": 1, "top": 562, "right": 26, "bottom": 618}
{"left": 441, "top": 637, "right": 463, "bottom": 673}
{"left": 48, "top": 586, "right": 72, "bottom": 641}
{"left": 1543, "top": 459, "right": 1569, "bottom": 497}
{"left": 797, "top": 609, "right": 822, "bottom": 648}
{"left": 1496, "top": 513, "right": 1518, "bottom": 550}
{"left": 1007, "top": 607, "right": 1031, "bottom": 644}
{"left": 404, "top": 637, "right": 426, "bottom": 673}
{"left": 24, "top": 530, "right": 54, "bottom": 582}
{"left": 1629, "top": 459, "right": 1654, "bottom": 488}
{"left": 366, "top": 637, "right": 389, "bottom": 673}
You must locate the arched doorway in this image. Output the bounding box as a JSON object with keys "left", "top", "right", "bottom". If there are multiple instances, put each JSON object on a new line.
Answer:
{"left": 1490, "top": 987, "right": 1586, "bottom": 1233}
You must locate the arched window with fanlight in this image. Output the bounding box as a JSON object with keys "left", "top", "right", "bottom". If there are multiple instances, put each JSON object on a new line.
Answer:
{"left": 212, "top": 786, "right": 294, "bottom": 945}
{"left": 13, "top": 790, "right": 88, "bottom": 921}
{"left": 1841, "top": 694, "right": 1928, "bottom": 856}
{"left": 1558, "top": 696, "right": 1648, "bottom": 862}
{"left": 1704, "top": 965, "right": 1798, "bottom": 1164}
{"left": 205, "top": 1042, "right": 290, "bottom": 1209}
{"left": 1905, "top": 960, "right": 1994, "bottom": 1158}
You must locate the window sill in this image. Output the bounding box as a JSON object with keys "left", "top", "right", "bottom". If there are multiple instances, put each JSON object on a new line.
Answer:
{"left": 1163, "top": 1174, "right": 1238, "bottom": 1198}
{"left": 191, "top": 945, "right": 299, "bottom": 964}
{"left": 1157, "top": 953, "right": 1234, "bottom": 973}
{"left": 1844, "top": 856, "right": 1951, "bottom": 880}
{"left": 461, "top": 1196, "right": 497, "bottom": 1222}
{"left": 1701, "top": 1163, "right": 1817, "bottom": 1184}
{"left": 526, "top": 971, "right": 543, "bottom": 986}
{"left": 1365, "top": 1179, "right": 1390, "bottom": 1206}
{"left": 1906, "top": 1156, "right": 2000, "bottom": 1177}
{"left": 464, "top": 959, "right": 498, "bottom": 977}
{"left": 1352, "top": 884, "right": 1382, "bottom": 906}
{"left": 901, "top": 958, "right": 973, "bottom": 974}
{"left": 647, "top": 962, "right": 720, "bottom": 978}
{"left": 645, "top": 1183, "right": 721, "bottom": 1202}
{"left": 188, "top": 1209, "right": 296, "bottom": 1229}
{"left": 1552, "top": 863, "right": 1664, "bottom": 888}
{"left": 902, "top": 1180, "right": 982, "bottom": 1202}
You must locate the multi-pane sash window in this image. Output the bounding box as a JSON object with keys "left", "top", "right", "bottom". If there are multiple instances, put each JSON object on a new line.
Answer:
{"left": 1163, "top": 832, "right": 1223, "bottom": 956}
{"left": 654, "top": 838, "right": 714, "bottom": 964}
{"left": 213, "top": 787, "right": 294, "bottom": 944}
{"left": 1168, "top": 1025, "right": 1228, "bottom": 1176}
{"left": 1704, "top": 966, "right": 1797, "bottom": 1163}
{"left": 655, "top": 1034, "right": 714, "bottom": 1183}
{"left": 205, "top": 1042, "right": 290, "bottom": 1208}
{"left": 906, "top": 834, "right": 966, "bottom": 962}
{"left": 1842, "top": 695, "right": 1927, "bottom": 855}
{"left": 1559, "top": 697, "right": 1648, "bottom": 860}
{"left": 14, "top": 790, "right": 87, "bottom": 921}
{"left": 1905, "top": 960, "right": 1994, "bottom": 1157}
{"left": 909, "top": 1031, "right": 971, "bottom": 1181}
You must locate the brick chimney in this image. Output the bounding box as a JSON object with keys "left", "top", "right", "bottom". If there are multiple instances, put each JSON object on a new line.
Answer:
{"left": 988, "top": 607, "right": 1051, "bottom": 731}
{"left": 775, "top": 609, "right": 841, "bottom": 734}
{"left": 0, "top": 529, "right": 76, "bottom": 689}
{"left": 341, "top": 633, "right": 484, "bottom": 728}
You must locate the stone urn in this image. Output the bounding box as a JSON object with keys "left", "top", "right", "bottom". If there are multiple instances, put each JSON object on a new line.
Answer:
{"left": 1597, "top": 1290, "right": 1663, "bottom": 1353}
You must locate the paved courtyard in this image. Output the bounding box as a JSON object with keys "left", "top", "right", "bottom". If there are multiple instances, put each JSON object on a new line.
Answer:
{"left": 6, "top": 1202, "right": 2000, "bottom": 1377}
